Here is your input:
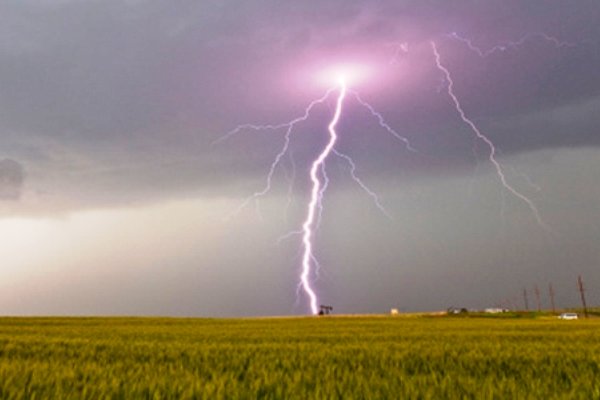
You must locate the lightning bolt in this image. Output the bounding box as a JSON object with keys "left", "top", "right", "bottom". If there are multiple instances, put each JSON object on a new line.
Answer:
{"left": 215, "top": 88, "right": 336, "bottom": 218}
{"left": 315, "top": 163, "right": 330, "bottom": 230}
{"left": 220, "top": 71, "right": 419, "bottom": 313}
{"left": 221, "top": 32, "right": 564, "bottom": 313}
{"left": 447, "top": 31, "right": 576, "bottom": 57}
{"left": 332, "top": 149, "right": 391, "bottom": 219}
{"left": 430, "top": 41, "right": 552, "bottom": 233}
{"left": 301, "top": 79, "right": 347, "bottom": 314}
{"left": 351, "top": 91, "right": 418, "bottom": 153}
{"left": 282, "top": 150, "right": 297, "bottom": 224}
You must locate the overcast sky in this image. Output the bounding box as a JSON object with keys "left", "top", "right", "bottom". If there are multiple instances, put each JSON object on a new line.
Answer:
{"left": 1, "top": 0, "right": 599, "bottom": 316}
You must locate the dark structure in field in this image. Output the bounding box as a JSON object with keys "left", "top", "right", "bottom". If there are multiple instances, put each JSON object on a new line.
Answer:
{"left": 319, "top": 305, "right": 333, "bottom": 315}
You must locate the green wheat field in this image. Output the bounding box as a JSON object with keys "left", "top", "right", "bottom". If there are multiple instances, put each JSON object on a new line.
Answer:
{"left": 1, "top": 315, "right": 599, "bottom": 399}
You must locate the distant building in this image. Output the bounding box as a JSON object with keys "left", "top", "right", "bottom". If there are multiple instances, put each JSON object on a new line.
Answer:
{"left": 447, "top": 307, "right": 468, "bottom": 315}
{"left": 484, "top": 308, "right": 507, "bottom": 314}
{"left": 390, "top": 308, "right": 399, "bottom": 315}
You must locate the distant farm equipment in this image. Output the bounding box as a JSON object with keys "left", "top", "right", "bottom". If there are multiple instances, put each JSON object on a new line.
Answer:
{"left": 319, "top": 305, "right": 333, "bottom": 315}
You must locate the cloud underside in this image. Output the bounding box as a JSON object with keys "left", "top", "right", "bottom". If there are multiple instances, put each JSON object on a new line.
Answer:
{"left": 0, "top": 0, "right": 598, "bottom": 213}
{"left": 1, "top": 1, "right": 600, "bottom": 316}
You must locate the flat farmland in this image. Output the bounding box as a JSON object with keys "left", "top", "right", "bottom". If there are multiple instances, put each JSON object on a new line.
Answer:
{"left": 1, "top": 316, "right": 599, "bottom": 399}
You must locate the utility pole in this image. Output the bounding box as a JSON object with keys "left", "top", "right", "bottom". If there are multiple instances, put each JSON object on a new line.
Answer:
{"left": 577, "top": 275, "right": 589, "bottom": 319}
{"left": 549, "top": 283, "right": 556, "bottom": 314}
{"left": 523, "top": 288, "right": 529, "bottom": 311}
{"left": 534, "top": 285, "right": 541, "bottom": 312}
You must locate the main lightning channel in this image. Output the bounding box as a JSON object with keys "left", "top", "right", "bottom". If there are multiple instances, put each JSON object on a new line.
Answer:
{"left": 301, "top": 80, "right": 347, "bottom": 315}
{"left": 221, "top": 70, "right": 415, "bottom": 314}
{"left": 431, "top": 41, "right": 552, "bottom": 233}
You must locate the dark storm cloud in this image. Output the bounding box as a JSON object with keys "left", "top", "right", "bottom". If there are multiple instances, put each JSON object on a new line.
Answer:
{"left": 0, "top": 0, "right": 598, "bottom": 211}
{"left": 0, "top": 158, "right": 24, "bottom": 200}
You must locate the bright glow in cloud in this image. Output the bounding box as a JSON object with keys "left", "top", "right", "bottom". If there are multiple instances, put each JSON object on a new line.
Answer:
{"left": 315, "top": 63, "right": 372, "bottom": 88}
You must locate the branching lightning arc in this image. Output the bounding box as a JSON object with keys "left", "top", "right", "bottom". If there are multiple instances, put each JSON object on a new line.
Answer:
{"left": 217, "top": 75, "right": 413, "bottom": 314}
{"left": 218, "top": 32, "right": 568, "bottom": 314}
{"left": 430, "top": 41, "right": 551, "bottom": 232}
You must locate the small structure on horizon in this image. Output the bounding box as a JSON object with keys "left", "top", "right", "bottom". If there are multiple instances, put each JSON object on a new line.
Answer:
{"left": 484, "top": 308, "right": 508, "bottom": 314}
{"left": 319, "top": 305, "right": 333, "bottom": 315}
{"left": 447, "top": 306, "right": 469, "bottom": 315}
{"left": 390, "top": 308, "right": 399, "bottom": 315}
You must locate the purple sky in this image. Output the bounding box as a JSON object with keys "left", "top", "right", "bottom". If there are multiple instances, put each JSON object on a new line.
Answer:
{"left": 1, "top": 1, "right": 599, "bottom": 316}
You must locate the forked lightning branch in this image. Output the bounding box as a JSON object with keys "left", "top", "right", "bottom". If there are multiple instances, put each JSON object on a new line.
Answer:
{"left": 216, "top": 33, "right": 567, "bottom": 314}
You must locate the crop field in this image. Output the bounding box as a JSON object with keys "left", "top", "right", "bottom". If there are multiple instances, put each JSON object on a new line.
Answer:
{"left": 1, "top": 316, "right": 599, "bottom": 399}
